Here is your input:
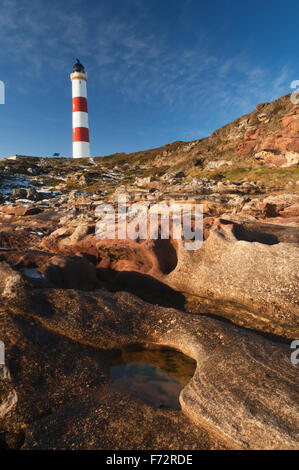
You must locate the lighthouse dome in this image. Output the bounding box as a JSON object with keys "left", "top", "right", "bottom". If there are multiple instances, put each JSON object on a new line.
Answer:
{"left": 73, "top": 59, "right": 85, "bottom": 73}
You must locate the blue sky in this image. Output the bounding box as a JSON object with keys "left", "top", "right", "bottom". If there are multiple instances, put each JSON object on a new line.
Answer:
{"left": 0, "top": 0, "right": 298, "bottom": 158}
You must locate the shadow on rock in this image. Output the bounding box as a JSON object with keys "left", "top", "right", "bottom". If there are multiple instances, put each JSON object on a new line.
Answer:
{"left": 98, "top": 268, "right": 185, "bottom": 310}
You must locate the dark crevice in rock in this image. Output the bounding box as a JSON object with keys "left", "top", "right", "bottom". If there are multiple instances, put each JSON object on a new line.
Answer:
{"left": 242, "top": 222, "right": 299, "bottom": 245}
{"left": 232, "top": 224, "right": 279, "bottom": 244}
{"left": 98, "top": 272, "right": 292, "bottom": 345}
{"left": 151, "top": 239, "right": 178, "bottom": 274}
{"left": 184, "top": 296, "right": 292, "bottom": 345}
{"left": 0, "top": 431, "right": 25, "bottom": 450}
{"left": 100, "top": 271, "right": 185, "bottom": 310}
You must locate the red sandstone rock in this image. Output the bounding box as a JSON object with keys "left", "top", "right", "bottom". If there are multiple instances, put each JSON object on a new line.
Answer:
{"left": 238, "top": 128, "right": 265, "bottom": 155}
{"left": 2, "top": 205, "right": 42, "bottom": 216}
{"left": 237, "top": 110, "right": 299, "bottom": 162}
{"left": 279, "top": 204, "right": 299, "bottom": 218}
{"left": 255, "top": 112, "right": 299, "bottom": 156}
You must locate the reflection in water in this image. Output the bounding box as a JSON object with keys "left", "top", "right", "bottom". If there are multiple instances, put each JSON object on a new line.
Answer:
{"left": 21, "top": 268, "right": 42, "bottom": 279}
{"left": 106, "top": 344, "right": 196, "bottom": 410}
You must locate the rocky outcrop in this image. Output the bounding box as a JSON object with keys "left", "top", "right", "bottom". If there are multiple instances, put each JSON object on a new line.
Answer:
{"left": 2, "top": 205, "right": 42, "bottom": 217}
{"left": 240, "top": 194, "right": 299, "bottom": 220}
{"left": 255, "top": 112, "right": 299, "bottom": 160}
{"left": 1, "top": 195, "right": 298, "bottom": 340}
{"left": 0, "top": 279, "right": 298, "bottom": 450}
{"left": 165, "top": 220, "right": 299, "bottom": 338}
{"left": 254, "top": 150, "right": 299, "bottom": 168}
{"left": 2, "top": 198, "right": 295, "bottom": 339}
{"left": 237, "top": 108, "right": 299, "bottom": 166}
{"left": 0, "top": 262, "right": 25, "bottom": 300}
{"left": 205, "top": 160, "right": 233, "bottom": 170}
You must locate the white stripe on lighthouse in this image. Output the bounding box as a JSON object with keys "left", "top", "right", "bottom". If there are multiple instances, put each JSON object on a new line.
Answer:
{"left": 72, "top": 111, "right": 89, "bottom": 129}
{"left": 72, "top": 79, "right": 87, "bottom": 98}
{"left": 73, "top": 142, "right": 90, "bottom": 158}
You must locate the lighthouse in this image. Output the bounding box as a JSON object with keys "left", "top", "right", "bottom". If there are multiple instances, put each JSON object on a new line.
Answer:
{"left": 70, "top": 59, "right": 90, "bottom": 158}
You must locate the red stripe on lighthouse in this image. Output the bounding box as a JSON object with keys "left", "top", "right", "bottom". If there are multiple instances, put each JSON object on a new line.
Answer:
{"left": 73, "top": 127, "right": 90, "bottom": 142}
{"left": 72, "top": 97, "right": 88, "bottom": 112}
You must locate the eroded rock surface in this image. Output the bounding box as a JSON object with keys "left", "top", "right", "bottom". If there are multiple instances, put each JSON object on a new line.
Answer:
{"left": 0, "top": 271, "right": 298, "bottom": 450}
{"left": 0, "top": 91, "right": 298, "bottom": 450}
{"left": 165, "top": 221, "right": 299, "bottom": 338}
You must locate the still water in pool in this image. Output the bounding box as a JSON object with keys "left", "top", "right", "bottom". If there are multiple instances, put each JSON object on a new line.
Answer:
{"left": 106, "top": 344, "right": 196, "bottom": 410}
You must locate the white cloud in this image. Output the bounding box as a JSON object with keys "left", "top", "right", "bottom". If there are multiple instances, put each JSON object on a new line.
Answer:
{"left": 0, "top": 0, "right": 293, "bottom": 115}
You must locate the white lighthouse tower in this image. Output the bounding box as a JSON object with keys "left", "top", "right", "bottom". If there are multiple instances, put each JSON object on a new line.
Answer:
{"left": 70, "top": 59, "right": 90, "bottom": 158}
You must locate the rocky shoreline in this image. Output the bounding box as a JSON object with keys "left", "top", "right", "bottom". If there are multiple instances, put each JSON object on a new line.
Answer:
{"left": 0, "top": 95, "right": 298, "bottom": 450}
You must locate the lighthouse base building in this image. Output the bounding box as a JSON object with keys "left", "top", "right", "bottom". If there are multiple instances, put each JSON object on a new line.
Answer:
{"left": 70, "top": 60, "right": 90, "bottom": 158}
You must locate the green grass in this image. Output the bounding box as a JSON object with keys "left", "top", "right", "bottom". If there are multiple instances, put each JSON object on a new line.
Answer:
{"left": 190, "top": 164, "right": 299, "bottom": 188}
{"left": 40, "top": 177, "right": 64, "bottom": 188}
{"left": 273, "top": 104, "right": 283, "bottom": 114}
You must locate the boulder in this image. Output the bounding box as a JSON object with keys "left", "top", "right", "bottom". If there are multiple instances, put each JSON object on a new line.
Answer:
{"left": 69, "top": 224, "right": 91, "bottom": 243}
{"left": 0, "top": 262, "right": 25, "bottom": 300}
{"left": 206, "top": 160, "right": 233, "bottom": 170}
{"left": 280, "top": 204, "right": 299, "bottom": 218}
{"left": 12, "top": 189, "right": 27, "bottom": 199}
{"left": 2, "top": 205, "right": 42, "bottom": 217}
